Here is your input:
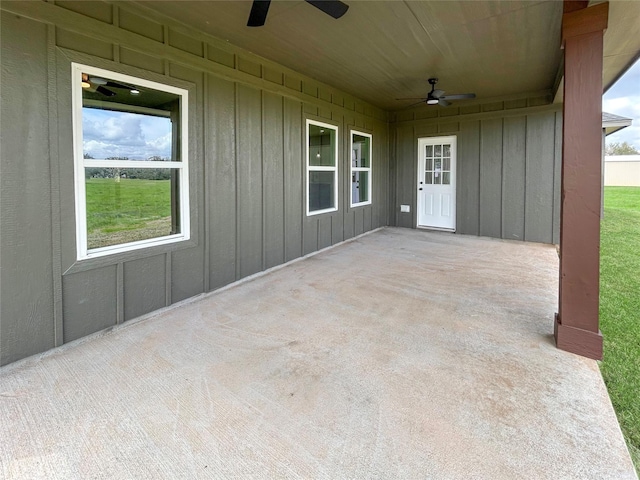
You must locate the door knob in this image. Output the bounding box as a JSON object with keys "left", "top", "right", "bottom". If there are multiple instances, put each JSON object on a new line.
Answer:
{"left": 419, "top": 188, "right": 423, "bottom": 191}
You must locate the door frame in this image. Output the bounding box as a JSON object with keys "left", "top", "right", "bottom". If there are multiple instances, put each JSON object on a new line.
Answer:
{"left": 416, "top": 135, "right": 457, "bottom": 231}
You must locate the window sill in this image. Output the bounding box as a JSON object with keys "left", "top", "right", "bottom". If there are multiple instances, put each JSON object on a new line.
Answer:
{"left": 307, "top": 207, "right": 338, "bottom": 216}
{"left": 63, "top": 236, "right": 197, "bottom": 275}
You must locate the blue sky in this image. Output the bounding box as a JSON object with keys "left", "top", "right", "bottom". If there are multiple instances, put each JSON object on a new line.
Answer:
{"left": 83, "top": 108, "right": 172, "bottom": 160}
{"left": 603, "top": 58, "right": 640, "bottom": 150}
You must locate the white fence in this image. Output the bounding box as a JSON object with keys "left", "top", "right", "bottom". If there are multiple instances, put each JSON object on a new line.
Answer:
{"left": 604, "top": 155, "right": 640, "bottom": 187}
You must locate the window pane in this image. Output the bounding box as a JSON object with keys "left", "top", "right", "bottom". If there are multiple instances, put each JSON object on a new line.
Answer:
{"left": 442, "top": 172, "right": 450, "bottom": 185}
{"left": 426, "top": 158, "right": 433, "bottom": 171}
{"left": 85, "top": 168, "right": 178, "bottom": 249}
{"left": 426, "top": 145, "right": 433, "bottom": 157}
{"left": 425, "top": 171, "right": 433, "bottom": 184}
{"left": 309, "top": 123, "right": 336, "bottom": 167}
{"left": 352, "top": 171, "right": 369, "bottom": 204}
{"left": 309, "top": 171, "right": 335, "bottom": 211}
{"left": 434, "top": 145, "right": 442, "bottom": 157}
{"left": 443, "top": 144, "right": 451, "bottom": 157}
{"left": 352, "top": 134, "right": 370, "bottom": 168}
{"left": 443, "top": 158, "right": 451, "bottom": 171}
{"left": 434, "top": 170, "right": 441, "bottom": 184}
{"left": 82, "top": 73, "right": 179, "bottom": 161}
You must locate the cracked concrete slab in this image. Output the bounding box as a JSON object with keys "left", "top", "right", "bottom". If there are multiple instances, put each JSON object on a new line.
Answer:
{"left": 0, "top": 228, "right": 636, "bottom": 479}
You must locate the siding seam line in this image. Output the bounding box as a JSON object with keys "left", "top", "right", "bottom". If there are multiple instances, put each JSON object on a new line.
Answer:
{"left": 500, "top": 118, "right": 504, "bottom": 239}
{"left": 203, "top": 64, "right": 211, "bottom": 292}
{"left": 261, "top": 88, "right": 266, "bottom": 271}
{"left": 47, "top": 22, "right": 64, "bottom": 348}
{"left": 281, "top": 96, "right": 286, "bottom": 263}
{"left": 523, "top": 115, "right": 528, "bottom": 241}
{"left": 234, "top": 82, "right": 240, "bottom": 280}
{"left": 165, "top": 253, "right": 172, "bottom": 306}
{"left": 116, "top": 263, "right": 124, "bottom": 324}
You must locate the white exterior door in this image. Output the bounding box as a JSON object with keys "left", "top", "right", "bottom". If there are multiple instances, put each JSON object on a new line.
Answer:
{"left": 417, "top": 136, "right": 456, "bottom": 230}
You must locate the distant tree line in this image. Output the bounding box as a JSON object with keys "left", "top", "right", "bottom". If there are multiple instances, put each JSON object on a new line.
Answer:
{"left": 605, "top": 142, "right": 639, "bottom": 156}
{"left": 84, "top": 154, "right": 172, "bottom": 180}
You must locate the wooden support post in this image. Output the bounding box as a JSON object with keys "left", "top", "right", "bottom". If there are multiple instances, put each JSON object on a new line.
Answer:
{"left": 555, "top": 2, "right": 608, "bottom": 360}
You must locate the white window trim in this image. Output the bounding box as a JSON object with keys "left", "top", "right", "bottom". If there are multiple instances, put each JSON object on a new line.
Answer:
{"left": 71, "top": 63, "right": 190, "bottom": 260}
{"left": 350, "top": 130, "right": 372, "bottom": 207}
{"left": 306, "top": 119, "right": 339, "bottom": 216}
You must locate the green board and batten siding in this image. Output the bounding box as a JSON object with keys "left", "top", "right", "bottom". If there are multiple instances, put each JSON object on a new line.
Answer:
{"left": 391, "top": 105, "right": 562, "bottom": 243}
{"left": 0, "top": 3, "right": 390, "bottom": 365}
{"left": 1, "top": 1, "right": 562, "bottom": 366}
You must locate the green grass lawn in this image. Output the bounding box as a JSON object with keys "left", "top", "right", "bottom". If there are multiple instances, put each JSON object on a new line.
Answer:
{"left": 86, "top": 177, "right": 172, "bottom": 249}
{"left": 600, "top": 186, "right": 640, "bottom": 472}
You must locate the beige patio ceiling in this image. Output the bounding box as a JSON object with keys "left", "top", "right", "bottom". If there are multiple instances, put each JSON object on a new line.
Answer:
{"left": 132, "top": 0, "right": 567, "bottom": 110}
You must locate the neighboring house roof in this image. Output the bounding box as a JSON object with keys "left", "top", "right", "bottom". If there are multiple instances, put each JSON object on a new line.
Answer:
{"left": 602, "top": 112, "right": 633, "bottom": 136}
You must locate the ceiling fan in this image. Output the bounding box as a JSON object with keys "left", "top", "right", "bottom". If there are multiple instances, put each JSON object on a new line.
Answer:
{"left": 397, "top": 78, "right": 476, "bottom": 107}
{"left": 81, "top": 74, "right": 139, "bottom": 97}
{"left": 247, "top": 0, "right": 349, "bottom": 27}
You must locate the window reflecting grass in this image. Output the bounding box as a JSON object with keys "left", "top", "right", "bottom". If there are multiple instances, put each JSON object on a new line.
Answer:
{"left": 85, "top": 170, "right": 176, "bottom": 249}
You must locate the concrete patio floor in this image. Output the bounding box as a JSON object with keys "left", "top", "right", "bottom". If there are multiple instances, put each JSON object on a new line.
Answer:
{"left": 0, "top": 228, "right": 636, "bottom": 479}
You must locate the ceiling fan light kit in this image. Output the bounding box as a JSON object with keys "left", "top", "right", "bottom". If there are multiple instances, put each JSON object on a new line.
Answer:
{"left": 80, "top": 73, "right": 141, "bottom": 97}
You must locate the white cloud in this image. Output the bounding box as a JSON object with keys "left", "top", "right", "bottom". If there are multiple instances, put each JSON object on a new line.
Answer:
{"left": 82, "top": 108, "right": 172, "bottom": 159}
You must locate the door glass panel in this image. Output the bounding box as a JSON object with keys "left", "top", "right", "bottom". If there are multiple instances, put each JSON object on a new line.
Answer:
{"left": 434, "top": 171, "right": 441, "bottom": 184}
{"left": 425, "top": 171, "right": 433, "bottom": 184}
{"left": 426, "top": 158, "right": 433, "bottom": 171}
{"left": 442, "top": 172, "right": 450, "bottom": 185}
{"left": 443, "top": 158, "right": 450, "bottom": 171}
{"left": 435, "top": 145, "right": 442, "bottom": 157}
{"left": 435, "top": 158, "right": 441, "bottom": 171}
{"left": 426, "top": 145, "right": 433, "bottom": 157}
{"left": 443, "top": 144, "right": 451, "bottom": 157}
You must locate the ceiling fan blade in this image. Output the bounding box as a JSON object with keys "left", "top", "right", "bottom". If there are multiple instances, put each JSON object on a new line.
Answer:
{"left": 438, "top": 98, "right": 451, "bottom": 107}
{"left": 440, "top": 93, "right": 476, "bottom": 100}
{"left": 305, "top": 0, "right": 349, "bottom": 19}
{"left": 247, "top": 0, "right": 271, "bottom": 27}
{"left": 395, "top": 97, "right": 429, "bottom": 101}
{"left": 432, "top": 89, "right": 445, "bottom": 99}
{"left": 96, "top": 86, "right": 116, "bottom": 97}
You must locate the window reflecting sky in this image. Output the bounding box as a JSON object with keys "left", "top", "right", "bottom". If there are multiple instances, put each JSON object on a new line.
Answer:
{"left": 83, "top": 108, "right": 172, "bottom": 160}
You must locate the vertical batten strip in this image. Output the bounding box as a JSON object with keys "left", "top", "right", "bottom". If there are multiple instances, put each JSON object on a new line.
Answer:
{"left": 234, "top": 82, "right": 240, "bottom": 280}
{"left": 261, "top": 89, "right": 267, "bottom": 271}
{"left": 116, "top": 263, "right": 124, "bottom": 324}
{"left": 47, "top": 23, "right": 64, "bottom": 347}
{"left": 281, "top": 96, "right": 287, "bottom": 262}
{"left": 165, "top": 253, "right": 172, "bottom": 306}
{"left": 202, "top": 46, "right": 211, "bottom": 292}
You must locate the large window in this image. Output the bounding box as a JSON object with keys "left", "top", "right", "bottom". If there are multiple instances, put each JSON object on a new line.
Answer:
{"left": 72, "top": 64, "right": 189, "bottom": 259}
{"left": 306, "top": 119, "right": 338, "bottom": 215}
{"left": 350, "top": 130, "right": 372, "bottom": 207}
